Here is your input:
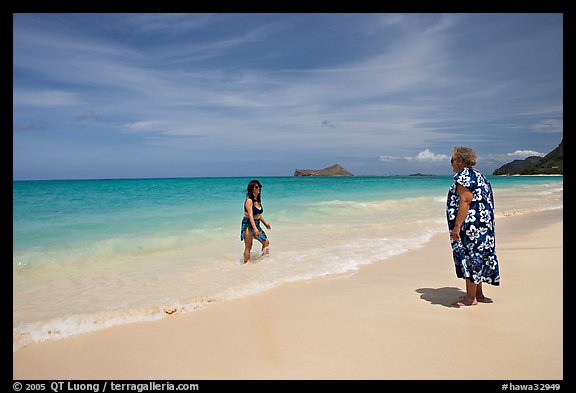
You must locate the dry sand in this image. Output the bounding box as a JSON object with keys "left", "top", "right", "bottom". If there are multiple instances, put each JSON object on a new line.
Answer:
{"left": 13, "top": 208, "right": 563, "bottom": 380}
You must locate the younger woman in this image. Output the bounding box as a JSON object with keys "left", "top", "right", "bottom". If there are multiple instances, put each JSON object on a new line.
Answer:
{"left": 241, "top": 179, "right": 271, "bottom": 263}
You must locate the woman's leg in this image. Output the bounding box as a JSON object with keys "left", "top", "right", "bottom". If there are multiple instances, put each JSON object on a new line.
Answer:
{"left": 261, "top": 238, "right": 270, "bottom": 255}
{"left": 474, "top": 282, "right": 493, "bottom": 302}
{"left": 476, "top": 282, "right": 484, "bottom": 299}
{"left": 243, "top": 228, "right": 253, "bottom": 263}
{"left": 457, "top": 279, "right": 478, "bottom": 306}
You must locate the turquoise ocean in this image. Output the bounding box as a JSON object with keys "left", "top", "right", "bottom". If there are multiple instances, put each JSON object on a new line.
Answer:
{"left": 13, "top": 175, "right": 563, "bottom": 351}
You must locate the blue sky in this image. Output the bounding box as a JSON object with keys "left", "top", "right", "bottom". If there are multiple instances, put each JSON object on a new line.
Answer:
{"left": 13, "top": 13, "right": 563, "bottom": 180}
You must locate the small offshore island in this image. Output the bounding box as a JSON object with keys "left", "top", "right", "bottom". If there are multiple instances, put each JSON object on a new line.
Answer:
{"left": 294, "top": 164, "right": 353, "bottom": 177}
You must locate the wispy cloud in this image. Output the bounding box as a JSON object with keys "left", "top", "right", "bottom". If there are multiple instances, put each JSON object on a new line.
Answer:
{"left": 380, "top": 149, "right": 450, "bottom": 162}
{"left": 13, "top": 89, "right": 82, "bottom": 107}
{"left": 13, "top": 13, "right": 563, "bottom": 179}
{"left": 529, "top": 119, "right": 563, "bottom": 133}
{"left": 13, "top": 122, "right": 46, "bottom": 132}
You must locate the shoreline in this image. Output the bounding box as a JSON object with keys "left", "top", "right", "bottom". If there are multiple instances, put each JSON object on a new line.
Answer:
{"left": 13, "top": 208, "right": 563, "bottom": 380}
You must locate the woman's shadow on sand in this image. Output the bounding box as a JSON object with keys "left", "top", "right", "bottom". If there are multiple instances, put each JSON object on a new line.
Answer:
{"left": 415, "top": 287, "right": 466, "bottom": 308}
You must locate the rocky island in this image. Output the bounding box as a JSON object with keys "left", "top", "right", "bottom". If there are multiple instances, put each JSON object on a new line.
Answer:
{"left": 294, "top": 164, "right": 353, "bottom": 177}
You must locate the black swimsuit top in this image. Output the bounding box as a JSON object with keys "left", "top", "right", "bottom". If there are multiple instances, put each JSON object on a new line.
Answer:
{"left": 245, "top": 198, "right": 263, "bottom": 215}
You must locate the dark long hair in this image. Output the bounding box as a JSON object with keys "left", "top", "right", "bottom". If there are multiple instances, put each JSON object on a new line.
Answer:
{"left": 246, "top": 179, "right": 262, "bottom": 203}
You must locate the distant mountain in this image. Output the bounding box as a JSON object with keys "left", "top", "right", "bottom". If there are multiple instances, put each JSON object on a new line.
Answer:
{"left": 294, "top": 164, "right": 353, "bottom": 176}
{"left": 492, "top": 139, "right": 563, "bottom": 175}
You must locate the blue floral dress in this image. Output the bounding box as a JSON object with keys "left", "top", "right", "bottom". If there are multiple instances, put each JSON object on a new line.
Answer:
{"left": 446, "top": 167, "right": 500, "bottom": 286}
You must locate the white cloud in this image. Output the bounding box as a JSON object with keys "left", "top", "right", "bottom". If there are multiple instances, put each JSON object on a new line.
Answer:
{"left": 407, "top": 149, "right": 450, "bottom": 162}
{"left": 378, "top": 14, "right": 408, "bottom": 28}
{"left": 506, "top": 150, "right": 545, "bottom": 159}
{"left": 379, "top": 149, "right": 450, "bottom": 163}
{"left": 124, "top": 120, "right": 166, "bottom": 131}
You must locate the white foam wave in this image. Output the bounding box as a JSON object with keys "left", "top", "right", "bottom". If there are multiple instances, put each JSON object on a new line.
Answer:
{"left": 13, "top": 308, "right": 165, "bottom": 352}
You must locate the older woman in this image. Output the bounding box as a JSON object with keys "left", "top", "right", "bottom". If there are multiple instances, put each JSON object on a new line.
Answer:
{"left": 447, "top": 146, "right": 500, "bottom": 307}
{"left": 241, "top": 179, "right": 271, "bottom": 264}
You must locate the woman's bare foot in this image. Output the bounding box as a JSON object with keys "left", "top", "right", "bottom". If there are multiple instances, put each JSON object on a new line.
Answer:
{"left": 476, "top": 295, "right": 493, "bottom": 303}
{"left": 262, "top": 246, "right": 270, "bottom": 257}
{"left": 455, "top": 296, "right": 478, "bottom": 307}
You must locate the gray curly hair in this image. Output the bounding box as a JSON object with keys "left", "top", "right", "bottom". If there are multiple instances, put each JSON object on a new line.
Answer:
{"left": 452, "top": 146, "right": 478, "bottom": 167}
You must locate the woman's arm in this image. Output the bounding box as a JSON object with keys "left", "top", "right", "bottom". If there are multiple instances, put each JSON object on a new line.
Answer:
{"left": 451, "top": 183, "right": 473, "bottom": 241}
{"left": 260, "top": 216, "right": 271, "bottom": 229}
